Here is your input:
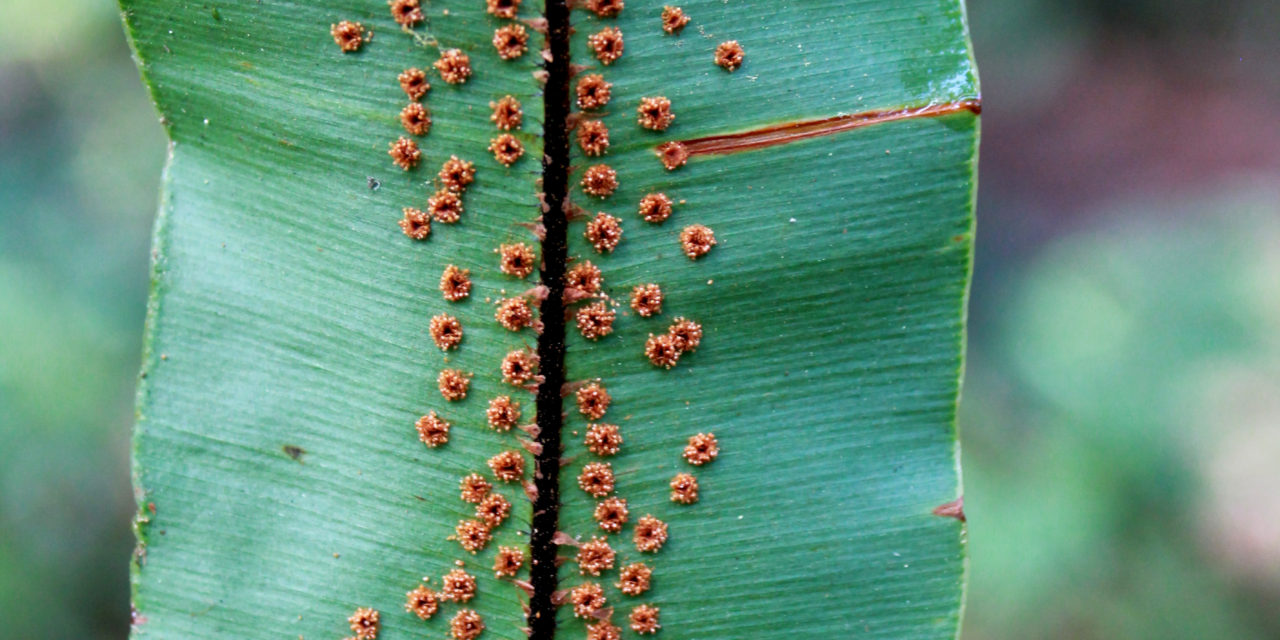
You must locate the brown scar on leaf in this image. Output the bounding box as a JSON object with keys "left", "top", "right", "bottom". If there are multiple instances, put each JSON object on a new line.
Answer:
{"left": 282, "top": 444, "right": 306, "bottom": 462}
{"left": 493, "top": 24, "right": 530, "bottom": 60}
{"left": 330, "top": 21, "right": 369, "bottom": 52}
{"left": 933, "top": 496, "right": 966, "bottom": 522}
{"left": 674, "top": 99, "right": 984, "bottom": 156}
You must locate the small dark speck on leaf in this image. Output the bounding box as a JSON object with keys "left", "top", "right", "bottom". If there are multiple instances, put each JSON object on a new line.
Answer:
{"left": 933, "top": 496, "right": 965, "bottom": 522}
{"left": 283, "top": 445, "right": 307, "bottom": 462}
{"left": 367, "top": 176, "right": 381, "bottom": 191}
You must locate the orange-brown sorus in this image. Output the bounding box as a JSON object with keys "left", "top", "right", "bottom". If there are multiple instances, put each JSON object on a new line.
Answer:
{"left": 584, "top": 212, "right": 623, "bottom": 253}
{"left": 644, "top": 333, "right": 681, "bottom": 368}
{"left": 486, "top": 0, "right": 521, "bottom": 19}
{"left": 460, "top": 473, "right": 492, "bottom": 504}
{"left": 494, "top": 297, "right": 535, "bottom": 331}
{"left": 581, "top": 164, "right": 619, "bottom": 198}
{"left": 670, "top": 472, "right": 699, "bottom": 504}
{"left": 636, "top": 96, "right": 675, "bottom": 131}
{"left": 399, "top": 67, "right": 431, "bottom": 100}
{"left": 637, "top": 193, "right": 673, "bottom": 224}
{"left": 593, "top": 496, "right": 629, "bottom": 532}
{"left": 416, "top": 412, "right": 451, "bottom": 447}
{"left": 399, "top": 208, "right": 431, "bottom": 240}
{"left": 450, "top": 609, "right": 485, "bottom": 640}
{"left": 617, "top": 562, "right": 652, "bottom": 596}
{"left": 657, "top": 141, "right": 689, "bottom": 170}
{"left": 576, "top": 382, "right": 611, "bottom": 419}
{"left": 437, "top": 369, "right": 470, "bottom": 401}
{"left": 629, "top": 284, "right": 663, "bottom": 317}
{"left": 400, "top": 102, "right": 431, "bottom": 135}
{"left": 492, "top": 24, "right": 529, "bottom": 60}
{"left": 490, "top": 95, "right": 523, "bottom": 130}
{"left": 500, "top": 349, "right": 539, "bottom": 386}
{"left": 575, "top": 301, "right": 616, "bottom": 340}
{"left": 584, "top": 423, "right": 623, "bottom": 456}
{"left": 588, "top": 621, "right": 623, "bottom": 640}
{"left": 439, "top": 156, "right": 476, "bottom": 191}
{"left": 629, "top": 604, "right": 661, "bottom": 635}
{"left": 428, "top": 189, "right": 464, "bottom": 223}
{"left": 429, "top": 313, "right": 463, "bottom": 350}
{"left": 440, "top": 265, "right": 472, "bottom": 301}
{"left": 715, "top": 40, "right": 745, "bottom": 71}
{"left": 405, "top": 584, "right": 440, "bottom": 619}
{"left": 498, "top": 242, "right": 537, "bottom": 278}
{"left": 566, "top": 260, "right": 603, "bottom": 294}
{"left": 576, "top": 536, "right": 616, "bottom": 576}
{"left": 661, "top": 6, "right": 690, "bottom": 33}
{"left": 331, "top": 21, "right": 367, "bottom": 52}
{"left": 454, "top": 519, "right": 492, "bottom": 553}
{"left": 389, "top": 0, "right": 423, "bottom": 26}
{"left": 389, "top": 137, "right": 421, "bottom": 170}
{"left": 680, "top": 224, "right": 716, "bottom": 259}
{"left": 348, "top": 607, "right": 380, "bottom": 639}
{"left": 576, "top": 74, "right": 613, "bottom": 110}
{"left": 494, "top": 545, "right": 525, "bottom": 577}
{"left": 435, "top": 49, "right": 472, "bottom": 84}
{"left": 668, "top": 317, "right": 703, "bottom": 351}
{"left": 488, "top": 450, "right": 525, "bottom": 482}
{"left": 586, "top": 0, "right": 624, "bottom": 18}
{"left": 441, "top": 568, "right": 478, "bottom": 602}
{"left": 570, "top": 582, "right": 607, "bottom": 618}
{"left": 489, "top": 133, "right": 525, "bottom": 166}
{"left": 588, "top": 27, "right": 624, "bottom": 65}
{"left": 578, "top": 462, "right": 615, "bottom": 497}
{"left": 577, "top": 120, "right": 610, "bottom": 156}
{"left": 683, "top": 432, "right": 718, "bottom": 465}
{"left": 633, "top": 515, "right": 668, "bottom": 552}
{"left": 486, "top": 395, "right": 522, "bottom": 431}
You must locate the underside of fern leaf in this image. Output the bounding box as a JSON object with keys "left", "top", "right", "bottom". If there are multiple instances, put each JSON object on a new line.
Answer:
{"left": 123, "top": 1, "right": 979, "bottom": 638}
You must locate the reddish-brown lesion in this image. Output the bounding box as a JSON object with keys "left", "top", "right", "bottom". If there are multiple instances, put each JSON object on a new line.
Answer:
{"left": 670, "top": 98, "right": 982, "bottom": 157}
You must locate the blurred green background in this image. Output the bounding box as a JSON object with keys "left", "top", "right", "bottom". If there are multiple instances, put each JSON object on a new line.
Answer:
{"left": 1, "top": 0, "right": 1277, "bottom": 638}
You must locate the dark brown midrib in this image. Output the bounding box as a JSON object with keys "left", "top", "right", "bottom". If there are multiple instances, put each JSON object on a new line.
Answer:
{"left": 527, "top": 1, "right": 572, "bottom": 638}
